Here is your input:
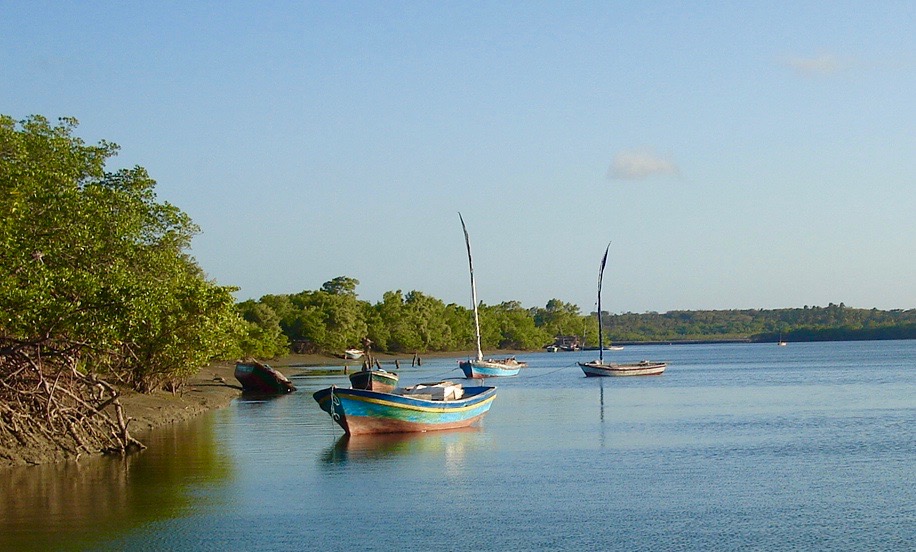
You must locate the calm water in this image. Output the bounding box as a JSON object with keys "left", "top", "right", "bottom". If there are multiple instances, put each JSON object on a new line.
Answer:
{"left": 2, "top": 341, "right": 914, "bottom": 551}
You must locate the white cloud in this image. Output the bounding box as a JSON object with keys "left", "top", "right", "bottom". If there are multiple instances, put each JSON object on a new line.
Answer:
{"left": 785, "top": 52, "right": 854, "bottom": 77}
{"left": 608, "top": 149, "right": 679, "bottom": 180}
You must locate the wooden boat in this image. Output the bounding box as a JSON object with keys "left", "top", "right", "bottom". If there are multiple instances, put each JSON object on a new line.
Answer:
{"left": 313, "top": 381, "right": 497, "bottom": 435}
{"left": 456, "top": 213, "right": 528, "bottom": 378}
{"left": 234, "top": 360, "right": 296, "bottom": 394}
{"left": 348, "top": 368, "right": 399, "bottom": 393}
{"left": 578, "top": 244, "right": 667, "bottom": 377}
{"left": 580, "top": 359, "right": 667, "bottom": 377}
{"left": 344, "top": 348, "right": 365, "bottom": 359}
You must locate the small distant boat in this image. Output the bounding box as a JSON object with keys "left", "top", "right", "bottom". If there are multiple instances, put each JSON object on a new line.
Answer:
{"left": 777, "top": 332, "right": 788, "bottom": 346}
{"left": 313, "top": 382, "right": 497, "bottom": 435}
{"left": 457, "top": 213, "right": 528, "bottom": 378}
{"left": 606, "top": 345, "right": 624, "bottom": 351}
{"left": 545, "top": 345, "right": 560, "bottom": 353}
{"left": 234, "top": 360, "right": 296, "bottom": 394}
{"left": 349, "top": 368, "right": 399, "bottom": 393}
{"left": 578, "top": 243, "right": 666, "bottom": 377}
{"left": 344, "top": 348, "right": 365, "bottom": 359}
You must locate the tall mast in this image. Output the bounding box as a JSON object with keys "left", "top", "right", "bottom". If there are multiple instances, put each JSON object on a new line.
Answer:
{"left": 597, "top": 243, "right": 610, "bottom": 363}
{"left": 459, "top": 213, "right": 483, "bottom": 362}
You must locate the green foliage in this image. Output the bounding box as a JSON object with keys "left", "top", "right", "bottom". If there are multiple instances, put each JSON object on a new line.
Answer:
{"left": 235, "top": 300, "right": 289, "bottom": 358}
{"left": 0, "top": 115, "right": 240, "bottom": 391}
{"left": 242, "top": 282, "right": 915, "bottom": 355}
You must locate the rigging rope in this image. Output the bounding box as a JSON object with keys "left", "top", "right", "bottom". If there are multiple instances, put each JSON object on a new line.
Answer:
{"left": 525, "top": 362, "right": 579, "bottom": 378}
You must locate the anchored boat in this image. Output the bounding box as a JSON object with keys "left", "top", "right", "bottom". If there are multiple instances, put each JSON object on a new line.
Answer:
{"left": 456, "top": 213, "right": 527, "bottom": 378}
{"left": 313, "top": 381, "right": 497, "bottom": 435}
{"left": 578, "top": 243, "right": 667, "bottom": 377}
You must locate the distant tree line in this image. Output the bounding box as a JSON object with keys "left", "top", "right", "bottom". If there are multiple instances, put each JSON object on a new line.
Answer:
{"left": 237, "top": 280, "right": 916, "bottom": 357}
{"left": 235, "top": 276, "right": 593, "bottom": 357}
{"left": 604, "top": 303, "right": 916, "bottom": 344}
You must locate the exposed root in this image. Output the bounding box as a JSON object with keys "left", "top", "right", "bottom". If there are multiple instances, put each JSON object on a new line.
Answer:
{"left": 0, "top": 339, "right": 146, "bottom": 461}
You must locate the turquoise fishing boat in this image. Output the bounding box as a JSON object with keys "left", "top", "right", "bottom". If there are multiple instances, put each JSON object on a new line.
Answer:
{"left": 313, "top": 382, "right": 497, "bottom": 435}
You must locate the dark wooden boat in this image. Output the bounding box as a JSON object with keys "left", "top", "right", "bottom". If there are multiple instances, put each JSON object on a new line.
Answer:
{"left": 577, "top": 244, "right": 666, "bottom": 377}
{"left": 234, "top": 360, "right": 296, "bottom": 394}
{"left": 348, "top": 368, "right": 399, "bottom": 393}
{"left": 580, "top": 359, "right": 667, "bottom": 377}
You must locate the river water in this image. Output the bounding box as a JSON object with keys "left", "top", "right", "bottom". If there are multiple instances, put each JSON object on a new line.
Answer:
{"left": 2, "top": 341, "right": 914, "bottom": 551}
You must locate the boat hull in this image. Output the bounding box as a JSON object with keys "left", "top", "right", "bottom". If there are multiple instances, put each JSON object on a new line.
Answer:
{"left": 313, "top": 386, "right": 497, "bottom": 435}
{"left": 458, "top": 359, "right": 525, "bottom": 378}
{"left": 348, "top": 370, "right": 399, "bottom": 393}
{"left": 234, "top": 362, "right": 296, "bottom": 394}
{"left": 578, "top": 361, "right": 667, "bottom": 377}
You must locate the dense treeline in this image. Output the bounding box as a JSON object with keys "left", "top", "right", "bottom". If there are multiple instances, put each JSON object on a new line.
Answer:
{"left": 236, "top": 276, "right": 593, "bottom": 357}
{"left": 238, "top": 279, "right": 916, "bottom": 356}
{"left": 1, "top": 115, "right": 242, "bottom": 458}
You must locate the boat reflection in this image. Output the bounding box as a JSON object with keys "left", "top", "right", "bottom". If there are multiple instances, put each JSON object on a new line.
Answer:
{"left": 323, "top": 426, "right": 485, "bottom": 467}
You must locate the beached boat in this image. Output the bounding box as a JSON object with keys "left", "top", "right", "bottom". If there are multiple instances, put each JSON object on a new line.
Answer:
{"left": 578, "top": 244, "right": 667, "bottom": 377}
{"left": 234, "top": 360, "right": 297, "bottom": 394}
{"left": 348, "top": 368, "right": 399, "bottom": 393}
{"left": 456, "top": 213, "right": 528, "bottom": 378}
{"left": 344, "top": 348, "right": 365, "bottom": 359}
{"left": 313, "top": 381, "right": 497, "bottom": 435}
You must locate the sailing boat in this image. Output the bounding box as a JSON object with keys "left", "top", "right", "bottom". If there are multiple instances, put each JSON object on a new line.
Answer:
{"left": 457, "top": 214, "right": 527, "bottom": 378}
{"left": 578, "top": 243, "right": 666, "bottom": 377}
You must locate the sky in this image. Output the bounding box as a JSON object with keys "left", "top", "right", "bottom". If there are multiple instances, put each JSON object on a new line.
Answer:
{"left": 3, "top": 1, "right": 914, "bottom": 314}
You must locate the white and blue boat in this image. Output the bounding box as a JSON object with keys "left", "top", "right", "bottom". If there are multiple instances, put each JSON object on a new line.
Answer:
{"left": 457, "top": 213, "right": 528, "bottom": 378}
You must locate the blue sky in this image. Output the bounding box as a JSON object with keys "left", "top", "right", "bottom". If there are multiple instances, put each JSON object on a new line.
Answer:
{"left": 3, "top": 1, "right": 914, "bottom": 313}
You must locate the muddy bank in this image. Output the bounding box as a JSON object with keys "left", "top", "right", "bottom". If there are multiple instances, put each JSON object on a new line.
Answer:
{"left": 1, "top": 350, "right": 489, "bottom": 469}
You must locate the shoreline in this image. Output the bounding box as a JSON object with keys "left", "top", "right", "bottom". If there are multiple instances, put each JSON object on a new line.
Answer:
{"left": 0, "top": 350, "right": 474, "bottom": 469}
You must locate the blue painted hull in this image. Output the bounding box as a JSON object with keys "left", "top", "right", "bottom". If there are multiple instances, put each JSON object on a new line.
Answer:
{"left": 313, "top": 385, "right": 497, "bottom": 435}
{"left": 458, "top": 360, "right": 523, "bottom": 378}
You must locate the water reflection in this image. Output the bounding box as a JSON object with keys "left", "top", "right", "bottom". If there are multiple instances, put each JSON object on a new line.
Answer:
{"left": 323, "top": 427, "right": 484, "bottom": 471}
{"left": 0, "top": 416, "right": 232, "bottom": 551}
